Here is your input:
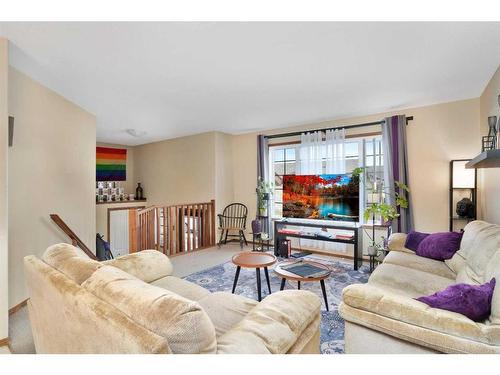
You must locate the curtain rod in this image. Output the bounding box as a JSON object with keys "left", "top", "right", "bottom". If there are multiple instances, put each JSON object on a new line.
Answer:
{"left": 264, "top": 116, "right": 414, "bottom": 140}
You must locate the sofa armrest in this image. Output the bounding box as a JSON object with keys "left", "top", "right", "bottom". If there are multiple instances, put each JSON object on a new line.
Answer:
{"left": 387, "top": 233, "right": 414, "bottom": 253}
{"left": 216, "top": 290, "right": 321, "bottom": 354}
{"left": 103, "top": 250, "right": 173, "bottom": 283}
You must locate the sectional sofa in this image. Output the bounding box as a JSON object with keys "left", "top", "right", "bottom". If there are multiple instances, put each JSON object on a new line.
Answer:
{"left": 340, "top": 220, "right": 500, "bottom": 353}
{"left": 24, "top": 244, "right": 321, "bottom": 354}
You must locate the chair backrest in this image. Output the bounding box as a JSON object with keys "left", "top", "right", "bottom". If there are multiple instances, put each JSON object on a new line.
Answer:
{"left": 219, "top": 203, "right": 248, "bottom": 230}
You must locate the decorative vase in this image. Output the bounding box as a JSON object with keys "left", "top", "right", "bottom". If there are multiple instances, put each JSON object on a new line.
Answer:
{"left": 367, "top": 245, "right": 377, "bottom": 256}
{"left": 486, "top": 116, "right": 498, "bottom": 150}
{"left": 135, "top": 183, "right": 144, "bottom": 200}
{"left": 488, "top": 116, "right": 498, "bottom": 136}
{"left": 251, "top": 219, "right": 262, "bottom": 234}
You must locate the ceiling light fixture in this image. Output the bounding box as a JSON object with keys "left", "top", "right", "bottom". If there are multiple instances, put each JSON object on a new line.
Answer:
{"left": 126, "top": 129, "right": 147, "bottom": 138}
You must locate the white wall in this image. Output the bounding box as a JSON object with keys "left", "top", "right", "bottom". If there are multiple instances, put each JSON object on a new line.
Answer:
{"left": 0, "top": 38, "right": 9, "bottom": 341}
{"left": 8, "top": 67, "right": 96, "bottom": 307}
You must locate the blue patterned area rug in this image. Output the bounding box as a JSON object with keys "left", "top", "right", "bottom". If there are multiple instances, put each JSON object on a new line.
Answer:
{"left": 184, "top": 255, "right": 370, "bottom": 354}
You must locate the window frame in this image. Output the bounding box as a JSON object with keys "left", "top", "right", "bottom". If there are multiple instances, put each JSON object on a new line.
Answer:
{"left": 268, "top": 133, "right": 384, "bottom": 223}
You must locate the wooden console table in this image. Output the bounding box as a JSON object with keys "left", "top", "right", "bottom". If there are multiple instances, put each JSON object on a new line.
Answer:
{"left": 273, "top": 219, "right": 363, "bottom": 270}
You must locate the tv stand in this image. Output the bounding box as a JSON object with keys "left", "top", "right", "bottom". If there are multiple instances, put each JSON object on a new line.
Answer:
{"left": 273, "top": 219, "right": 363, "bottom": 270}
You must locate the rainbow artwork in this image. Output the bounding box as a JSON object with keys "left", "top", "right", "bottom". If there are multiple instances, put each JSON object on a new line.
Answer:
{"left": 96, "top": 147, "right": 127, "bottom": 181}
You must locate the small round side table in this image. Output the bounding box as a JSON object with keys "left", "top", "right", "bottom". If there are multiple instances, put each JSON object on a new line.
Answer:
{"left": 274, "top": 260, "right": 331, "bottom": 311}
{"left": 232, "top": 251, "right": 277, "bottom": 301}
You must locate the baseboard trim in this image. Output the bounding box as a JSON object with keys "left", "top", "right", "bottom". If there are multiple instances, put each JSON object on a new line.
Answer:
{"left": 9, "top": 298, "right": 28, "bottom": 316}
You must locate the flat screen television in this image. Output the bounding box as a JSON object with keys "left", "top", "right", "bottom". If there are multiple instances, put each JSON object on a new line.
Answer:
{"left": 282, "top": 174, "right": 359, "bottom": 221}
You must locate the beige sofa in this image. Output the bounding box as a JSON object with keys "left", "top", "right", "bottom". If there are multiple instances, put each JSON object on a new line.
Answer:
{"left": 340, "top": 220, "right": 500, "bottom": 354}
{"left": 24, "top": 244, "right": 321, "bottom": 354}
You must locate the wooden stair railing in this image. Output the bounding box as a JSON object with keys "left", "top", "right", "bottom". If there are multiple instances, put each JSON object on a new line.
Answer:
{"left": 50, "top": 214, "right": 98, "bottom": 260}
{"left": 136, "top": 199, "right": 216, "bottom": 256}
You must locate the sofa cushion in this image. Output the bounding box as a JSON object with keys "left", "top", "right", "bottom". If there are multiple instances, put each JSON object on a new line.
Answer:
{"left": 416, "top": 278, "right": 496, "bottom": 322}
{"left": 459, "top": 221, "right": 495, "bottom": 259}
{"left": 339, "top": 302, "right": 500, "bottom": 353}
{"left": 368, "top": 263, "right": 455, "bottom": 297}
{"left": 82, "top": 265, "right": 217, "bottom": 354}
{"left": 198, "top": 292, "right": 258, "bottom": 337}
{"left": 445, "top": 251, "right": 467, "bottom": 275}
{"left": 464, "top": 224, "right": 500, "bottom": 283}
{"left": 151, "top": 275, "right": 210, "bottom": 301}
{"left": 103, "top": 250, "right": 173, "bottom": 283}
{"left": 341, "top": 283, "right": 500, "bottom": 346}
{"left": 43, "top": 243, "right": 102, "bottom": 285}
{"left": 387, "top": 233, "right": 413, "bottom": 253}
{"left": 216, "top": 290, "right": 321, "bottom": 354}
{"left": 485, "top": 250, "right": 500, "bottom": 324}
{"left": 404, "top": 231, "right": 430, "bottom": 251}
{"left": 415, "top": 231, "right": 463, "bottom": 261}
{"left": 383, "top": 251, "right": 456, "bottom": 280}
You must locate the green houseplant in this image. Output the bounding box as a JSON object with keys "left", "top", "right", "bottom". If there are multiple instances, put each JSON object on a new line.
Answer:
{"left": 256, "top": 177, "right": 273, "bottom": 216}
{"left": 352, "top": 167, "right": 410, "bottom": 257}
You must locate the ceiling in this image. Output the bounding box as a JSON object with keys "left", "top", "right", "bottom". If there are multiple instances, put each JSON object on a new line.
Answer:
{"left": 1, "top": 22, "right": 500, "bottom": 145}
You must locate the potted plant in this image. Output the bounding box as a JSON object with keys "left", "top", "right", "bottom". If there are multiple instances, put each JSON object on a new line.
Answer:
{"left": 352, "top": 167, "right": 410, "bottom": 260}
{"left": 256, "top": 177, "right": 273, "bottom": 216}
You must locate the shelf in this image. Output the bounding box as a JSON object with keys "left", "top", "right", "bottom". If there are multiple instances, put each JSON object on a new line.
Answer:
{"left": 277, "top": 231, "right": 356, "bottom": 244}
{"left": 451, "top": 216, "right": 475, "bottom": 220}
{"left": 97, "top": 199, "right": 147, "bottom": 205}
{"left": 465, "top": 149, "right": 500, "bottom": 169}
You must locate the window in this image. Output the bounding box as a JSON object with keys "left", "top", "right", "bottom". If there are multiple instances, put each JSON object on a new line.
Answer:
{"left": 363, "top": 138, "right": 384, "bottom": 224}
{"left": 269, "top": 135, "right": 384, "bottom": 222}
{"left": 271, "top": 147, "right": 296, "bottom": 218}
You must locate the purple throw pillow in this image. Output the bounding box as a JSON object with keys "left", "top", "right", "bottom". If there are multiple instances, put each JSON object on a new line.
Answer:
{"left": 416, "top": 231, "right": 463, "bottom": 260}
{"left": 416, "top": 278, "right": 496, "bottom": 322}
{"left": 404, "top": 230, "right": 430, "bottom": 251}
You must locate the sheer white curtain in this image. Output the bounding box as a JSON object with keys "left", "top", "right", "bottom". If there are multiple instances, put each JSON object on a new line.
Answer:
{"left": 325, "top": 129, "right": 346, "bottom": 174}
{"left": 297, "top": 131, "right": 323, "bottom": 175}
{"left": 295, "top": 129, "right": 348, "bottom": 253}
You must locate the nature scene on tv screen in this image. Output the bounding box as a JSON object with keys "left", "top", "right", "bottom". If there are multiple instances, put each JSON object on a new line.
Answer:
{"left": 283, "top": 174, "right": 359, "bottom": 221}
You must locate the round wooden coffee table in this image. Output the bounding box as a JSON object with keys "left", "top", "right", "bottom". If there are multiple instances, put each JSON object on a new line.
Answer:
{"left": 274, "top": 260, "right": 331, "bottom": 311}
{"left": 232, "top": 252, "right": 277, "bottom": 301}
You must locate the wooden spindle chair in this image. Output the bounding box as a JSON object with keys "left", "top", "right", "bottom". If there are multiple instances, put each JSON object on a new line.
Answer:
{"left": 218, "top": 203, "right": 248, "bottom": 248}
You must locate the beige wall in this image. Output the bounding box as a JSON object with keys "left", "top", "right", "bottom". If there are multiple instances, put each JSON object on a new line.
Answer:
{"left": 96, "top": 142, "right": 136, "bottom": 195}
{"left": 0, "top": 38, "right": 8, "bottom": 340}
{"left": 479, "top": 66, "right": 500, "bottom": 224}
{"left": 8, "top": 67, "right": 96, "bottom": 307}
{"left": 214, "top": 132, "right": 235, "bottom": 214}
{"left": 134, "top": 132, "right": 216, "bottom": 207}
{"left": 134, "top": 98, "right": 481, "bottom": 242}
{"left": 232, "top": 98, "right": 481, "bottom": 236}
{"left": 126, "top": 131, "right": 236, "bottom": 224}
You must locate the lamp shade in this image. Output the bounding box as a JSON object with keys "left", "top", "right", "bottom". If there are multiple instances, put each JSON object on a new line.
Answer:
{"left": 452, "top": 160, "right": 475, "bottom": 188}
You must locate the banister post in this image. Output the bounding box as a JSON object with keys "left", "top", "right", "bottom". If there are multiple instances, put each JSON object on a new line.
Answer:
{"left": 211, "top": 199, "right": 216, "bottom": 246}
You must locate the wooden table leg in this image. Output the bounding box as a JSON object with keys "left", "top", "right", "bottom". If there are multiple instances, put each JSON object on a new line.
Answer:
{"left": 320, "top": 279, "right": 329, "bottom": 311}
{"left": 232, "top": 266, "right": 241, "bottom": 293}
{"left": 256, "top": 267, "right": 262, "bottom": 301}
{"left": 264, "top": 267, "right": 272, "bottom": 294}
{"left": 280, "top": 278, "right": 286, "bottom": 291}
{"left": 297, "top": 280, "right": 301, "bottom": 290}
